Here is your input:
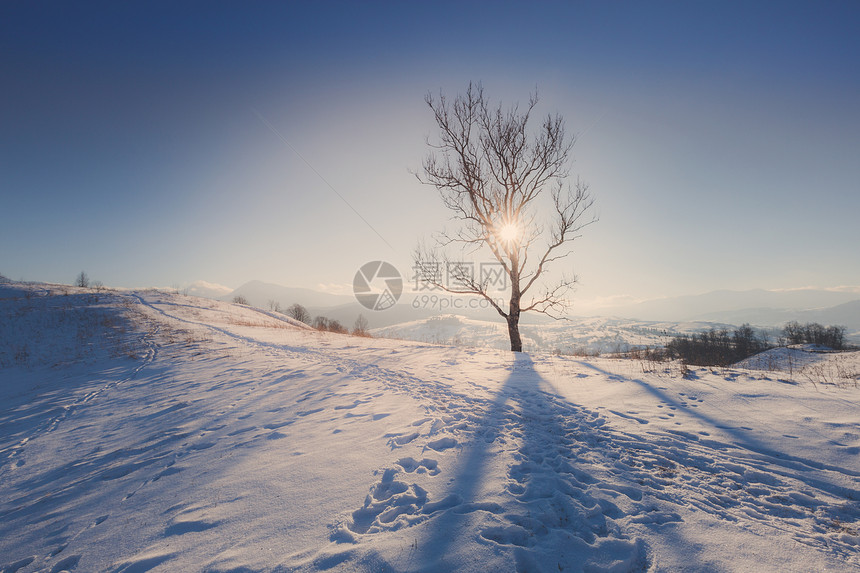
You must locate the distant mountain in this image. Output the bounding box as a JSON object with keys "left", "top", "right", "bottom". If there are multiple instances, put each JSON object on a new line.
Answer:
{"left": 185, "top": 280, "right": 233, "bottom": 299}
{"left": 215, "top": 281, "right": 860, "bottom": 339}
{"left": 594, "top": 288, "right": 860, "bottom": 323}
{"left": 223, "top": 280, "right": 354, "bottom": 309}
{"left": 697, "top": 300, "right": 860, "bottom": 332}
{"left": 799, "top": 300, "right": 860, "bottom": 335}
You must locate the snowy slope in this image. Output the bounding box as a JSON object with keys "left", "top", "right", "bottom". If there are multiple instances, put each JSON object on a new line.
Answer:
{"left": 373, "top": 314, "right": 735, "bottom": 354}
{"left": 1, "top": 283, "right": 859, "bottom": 572}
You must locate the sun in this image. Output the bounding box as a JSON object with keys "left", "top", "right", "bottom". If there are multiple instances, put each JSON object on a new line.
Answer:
{"left": 497, "top": 222, "right": 520, "bottom": 245}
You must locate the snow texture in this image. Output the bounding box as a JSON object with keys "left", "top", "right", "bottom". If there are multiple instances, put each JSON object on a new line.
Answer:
{"left": 1, "top": 283, "right": 859, "bottom": 572}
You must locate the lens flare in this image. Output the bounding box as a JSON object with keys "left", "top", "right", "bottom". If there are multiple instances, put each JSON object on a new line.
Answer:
{"left": 497, "top": 222, "right": 520, "bottom": 244}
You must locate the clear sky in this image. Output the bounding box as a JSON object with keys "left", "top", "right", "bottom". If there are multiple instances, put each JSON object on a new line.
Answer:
{"left": 2, "top": 1, "right": 859, "bottom": 311}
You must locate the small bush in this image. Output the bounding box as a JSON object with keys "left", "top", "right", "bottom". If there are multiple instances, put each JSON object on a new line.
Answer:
{"left": 353, "top": 314, "right": 371, "bottom": 337}
{"left": 311, "top": 315, "right": 350, "bottom": 334}
{"left": 287, "top": 303, "right": 310, "bottom": 324}
{"left": 232, "top": 295, "right": 250, "bottom": 305}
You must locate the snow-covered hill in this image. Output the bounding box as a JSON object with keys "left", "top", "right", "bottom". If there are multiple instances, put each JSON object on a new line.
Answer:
{"left": 2, "top": 283, "right": 859, "bottom": 572}
{"left": 373, "top": 314, "right": 736, "bottom": 354}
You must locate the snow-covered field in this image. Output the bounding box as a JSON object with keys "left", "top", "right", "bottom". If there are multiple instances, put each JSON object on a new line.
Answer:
{"left": 2, "top": 283, "right": 859, "bottom": 572}
{"left": 371, "top": 314, "right": 777, "bottom": 355}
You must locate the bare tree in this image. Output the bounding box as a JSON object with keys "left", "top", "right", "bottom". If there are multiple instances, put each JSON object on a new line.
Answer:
{"left": 287, "top": 303, "right": 311, "bottom": 324}
{"left": 353, "top": 314, "right": 370, "bottom": 337}
{"left": 415, "top": 83, "right": 596, "bottom": 352}
{"left": 267, "top": 299, "right": 282, "bottom": 313}
{"left": 75, "top": 270, "right": 90, "bottom": 288}
{"left": 232, "top": 295, "right": 250, "bottom": 305}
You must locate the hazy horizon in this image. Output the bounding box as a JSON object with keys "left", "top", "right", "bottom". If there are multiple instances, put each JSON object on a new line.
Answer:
{"left": 3, "top": 1, "right": 859, "bottom": 309}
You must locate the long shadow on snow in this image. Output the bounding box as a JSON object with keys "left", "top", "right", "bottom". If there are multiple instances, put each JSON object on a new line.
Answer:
{"left": 578, "top": 361, "right": 860, "bottom": 501}
{"left": 413, "top": 353, "right": 645, "bottom": 572}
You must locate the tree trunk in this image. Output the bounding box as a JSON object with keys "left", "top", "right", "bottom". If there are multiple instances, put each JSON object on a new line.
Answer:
{"left": 507, "top": 272, "right": 523, "bottom": 352}
{"left": 507, "top": 311, "right": 522, "bottom": 352}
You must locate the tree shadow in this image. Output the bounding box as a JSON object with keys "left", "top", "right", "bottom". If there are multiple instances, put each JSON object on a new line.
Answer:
{"left": 413, "top": 353, "right": 646, "bottom": 572}
{"left": 577, "top": 360, "right": 860, "bottom": 498}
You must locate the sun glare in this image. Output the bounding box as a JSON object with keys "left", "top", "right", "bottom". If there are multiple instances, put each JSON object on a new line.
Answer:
{"left": 497, "top": 222, "right": 520, "bottom": 245}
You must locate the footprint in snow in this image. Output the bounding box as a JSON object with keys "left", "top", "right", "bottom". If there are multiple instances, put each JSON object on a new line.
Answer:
{"left": 344, "top": 468, "right": 430, "bottom": 535}
{"left": 164, "top": 519, "right": 219, "bottom": 536}
{"left": 188, "top": 440, "right": 216, "bottom": 451}
{"left": 396, "top": 457, "right": 440, "bottom": 475}
{"left": 608, "top": 410, "right": 649, "bottom": 424}
{"left": 426, "top": 437, "right": 457, "bottom": 451}
{"left": 2, "top": 556, "right": 35, "bottom": 572}
{"left": 388, "top": 432, "right": 418, "bottom": 447}
{"left": 49, "top": 554, "right": 81, "bottom": 572}
{"left": 297, "top": 407, "right": 324, "bottom": 417}
{"left": 227, "top": 426, "right": 257, "bottom": 436}
{"left": 334, "top": 400, "right": 367, "bottom": 410}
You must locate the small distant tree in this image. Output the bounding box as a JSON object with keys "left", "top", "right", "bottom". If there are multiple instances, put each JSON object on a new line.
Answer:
{"left": 732, "top": 323, "right": 766, "bottom": 358}
{"left": 75, "top": 271, "right": 90, "bottom": 288}
{"left": 783, "top": 321, "right": 804, "bottom": 345}
{"left": 267, "top": 299, "right": 282, "bottom": 313}
{"left": 826, "top": 325, "right": 846, "bottom": 350}
{"left": 328, "top": 319, "right": 348, "bottom": 334}
{"left": 313, "top": 316, "right": 329, "bottom": 331}
{"left": 287, "top": 303, "right": 311, "bottom": 324}
{"left": 232, "top": 295, "right": 250, "bottom": 305}
{"left": 353, "top": 314, "right": 371, "bottom": 337}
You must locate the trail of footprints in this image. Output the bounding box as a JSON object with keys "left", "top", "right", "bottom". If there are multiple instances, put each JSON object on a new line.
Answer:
{"left": 334, "top": 372, "right": 649, "bottom": 569}
{"left": 335, "top": 360, "right": 860, "bottom": 568}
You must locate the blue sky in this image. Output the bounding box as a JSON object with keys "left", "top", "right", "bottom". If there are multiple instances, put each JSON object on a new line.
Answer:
{"left": 2, "top": 1, "right": 859, "bottom": 310}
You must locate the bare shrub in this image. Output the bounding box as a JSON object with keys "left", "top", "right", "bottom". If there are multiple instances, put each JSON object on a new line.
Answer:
{"left": 75, "top": 271, "right": 90, "bottom": 288}
{"left": 353, "top": 314, "right": 371, "bottom": 337}
{"left": 287, "top": 303, "right": 310, "bottom": 324}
